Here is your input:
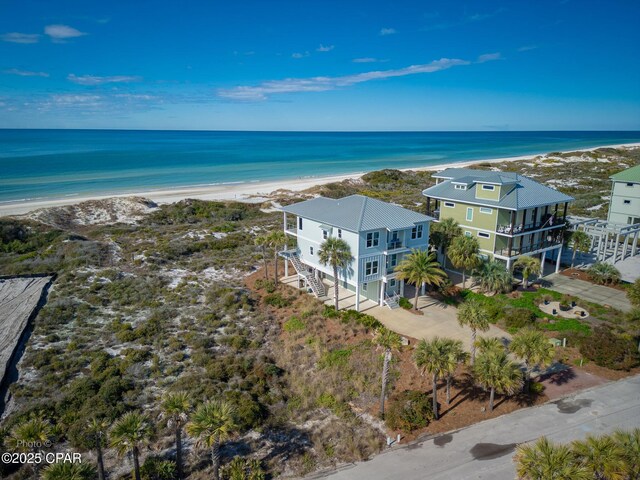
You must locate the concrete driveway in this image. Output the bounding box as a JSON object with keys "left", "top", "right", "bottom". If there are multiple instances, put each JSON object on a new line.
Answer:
{"left": 543, "top": 273, "right": 632, "bottom": 312}
{"left": 319, "top": 374, "right": 640, "bottom": 480}
{"left": 370, "top": 295, "right": 510, "bottom": 352}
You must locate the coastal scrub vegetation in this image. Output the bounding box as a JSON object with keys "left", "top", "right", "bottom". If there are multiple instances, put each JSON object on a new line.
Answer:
{"left": 1, "top": 146, "right": 639, "bottom": 478}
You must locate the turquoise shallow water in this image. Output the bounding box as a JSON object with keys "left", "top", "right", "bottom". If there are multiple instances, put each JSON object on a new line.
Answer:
{"left": 1, "top": 130, "right": 639, "bottom": 203}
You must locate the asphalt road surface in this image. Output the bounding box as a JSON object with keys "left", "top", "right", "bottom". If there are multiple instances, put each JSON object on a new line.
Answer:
{"left": 321, "top": 375, "right": 640, "bottom": 480}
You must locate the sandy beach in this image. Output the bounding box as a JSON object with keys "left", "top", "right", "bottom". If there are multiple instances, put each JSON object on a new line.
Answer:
{"left": 2, "top": 142, "right": 639, "bottom": 217}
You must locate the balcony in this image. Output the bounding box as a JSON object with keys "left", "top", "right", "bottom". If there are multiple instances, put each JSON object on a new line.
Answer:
{"left": 428, "top": 210, "right": 441, "bottom": 221}
{"left": 495, "top": 238, "right": 562, "bottom": 257}
{"left": 285, "top": 224, "right": 298, "bottom": 235}
{"left": 386, "top": 240, "right": 405, "bottom": 251}
{"left": 496, "top": 215, "right": 566, "bottom": 236}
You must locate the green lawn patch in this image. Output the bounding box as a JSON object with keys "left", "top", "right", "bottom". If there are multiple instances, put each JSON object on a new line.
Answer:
{"left": 539, "top": 318, "right": 591, "bottom": 334}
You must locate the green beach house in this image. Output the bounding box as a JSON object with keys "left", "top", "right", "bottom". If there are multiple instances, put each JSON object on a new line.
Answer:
{"left": 422, "top": 168, "right": 574, "bottom": 271}
{"left": 607, "top": 164, "right": 640, "bottom": 225}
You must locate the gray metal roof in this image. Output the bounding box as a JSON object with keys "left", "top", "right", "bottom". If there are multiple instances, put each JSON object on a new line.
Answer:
{"left": 281, "top": 194, "right": 433, "bottom": 232}
{"left": 423, "top": 168, "right": 574, "bottom": 210}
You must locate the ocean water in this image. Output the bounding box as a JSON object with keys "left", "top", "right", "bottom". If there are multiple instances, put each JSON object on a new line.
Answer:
{"left": 1, "top": 129, "right": 639, "bottom": 204}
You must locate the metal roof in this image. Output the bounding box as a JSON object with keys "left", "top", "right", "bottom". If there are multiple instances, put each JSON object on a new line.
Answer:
{"left": 610, "top": 164, "right": 640, "bottom": 183}
{"left": 280, "top": 194, "right": 434, "bottom": 232}
{"left": 423, "top": 168, "right": 574, "bottom": 210}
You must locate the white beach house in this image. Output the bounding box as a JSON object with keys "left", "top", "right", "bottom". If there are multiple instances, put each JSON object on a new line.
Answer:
{"left": 280, "top": 194, "right": 434, "bottom": 310}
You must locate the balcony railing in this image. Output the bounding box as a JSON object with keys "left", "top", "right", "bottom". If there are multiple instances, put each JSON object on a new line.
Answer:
{"left": 285, "top": 224, "right": 298, "bottom": 235}
{"left": 495, "top": 239, "right": 561, "bottom": 257}
{"left": 496, "top": 216, "right": 565, "bottom": 235}
{"left": 386, "top": 240, "right": 405, "bottom": 251}
{"left": 428, "top": 210, "right": 441, "bottom": 220}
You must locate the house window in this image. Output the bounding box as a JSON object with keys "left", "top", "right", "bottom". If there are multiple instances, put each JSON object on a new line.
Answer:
{"left": 465, "top": 231, "right": 472, "bottom": 237}
{"left": 362, "top": 283, "right": 368, "bottom": 292}
{"left": 322, "top": 230, "right": 328, "bottom": 239}
{"left": 338, "top": 229, "right": 342, "bottom": 238}
{"left": 627, "top": 183, "right": 634, "bottom": 187}
{"left": 478, "top": 231, "right": 490, "bottom": 239}
{"left": 480, "top": 207, "right": 493, "bottom": 214}
{"left": 298, "top": 217, "right": 303, "bottom": 230}
{"left": 444, "top": 202, "right": 455, "bottom": 208}
{"left": 309, "top": 246, "right": 314, "bottom": 255}
{"left": 466, "top": 207, "right": 473, "bottom": 221}
{"left": 365, "top": 260, "right": 379, "bottom": 276}
{"left": 366, "top": 232, "right": 380, "bottom": 248}
{"left": 482, "top": 184, "right": 495, "bottom": 191}
{"left": 531, "top": 211, "right": 536, "bottom": 222}
{"left": 389, "top": 279, "right": 396, "bottom": 287}
{"left": 389, "top": 254, "right": 398, "bottom": 268}
{"left": 454, "top": 184, "right": 467, "bottom": 190}
{"left": 411, "top": 224, "right": 423, "bottom": 239}
{"left": 623, "top": 200, "right": 631, "bottom": 204}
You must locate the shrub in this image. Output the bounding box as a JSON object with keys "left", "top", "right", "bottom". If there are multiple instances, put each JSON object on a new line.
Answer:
{"left": 504, "top": 308, "right": 536, "bottom": 330}
{"left": 284, "top": 316, "right": 306, "bottom": 332}
{"left": 399, "top": 297, "right": 412, "bottom": 310}
{"left": 141, "top": 456, "right": 177, "bottom": 480}
{"left": 255, "top": 278, "right": 276, "bottom": 293}
{"left": 339, "top": 309, "right": 382, "bottom": 330}
{"left": 579, "top": 326, "right": 640, "bottom": 370}
{"left": 264, "top": 293, "right": 291, "bottom": 308}
{"left": 319, "top": 348, "right": 353, "bottom": 369}
{"left": 627, "top": 278, "right": 640, "bottom": 307}
{"left": 587, "top": 262, "right": 621, "bottom": 285}
{"left": 529, "top": 381, "right": 545, "bottom": 395}
{"left": 322, "top": 305, "right": 340, "bottom": 318}
{"left": 385, "top": 390, "right": 434, "bottom": 432}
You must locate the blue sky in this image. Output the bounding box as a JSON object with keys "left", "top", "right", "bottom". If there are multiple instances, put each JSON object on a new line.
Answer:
{"left": 1, "top": 0, "right": 639, "bottom": 130}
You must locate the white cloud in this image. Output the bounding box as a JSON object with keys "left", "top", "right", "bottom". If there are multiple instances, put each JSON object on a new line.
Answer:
{"left": 477, "top": 52, "right": 502, "bottom": 63}
{"left": 352, "top": 57, "right": 382, "bottom": 63}
{"left": 316, "top": 44, "right": 334, "bottom": 52}
{"left": 44, "top": 24, "right": 86, "bottom": 41}
{"left": 379, "top": 28, "right": 396, "bottom": 36}
{"left": 292, "top": 51, "right": 310, "bottom": 59}
{"left": 1, "top": 32, "right": 40, "bottom": 44}
{"left": 67, "top": 74, "right": 142, "bottom": 85}
{"left": 4, "top": 68, "right": 49, "bottom": 77}
{"left": 518, "top": 45, "right": 538, "bottom": 52}
{"left": 218, "top": 56, "right": 478, "bottom": 101}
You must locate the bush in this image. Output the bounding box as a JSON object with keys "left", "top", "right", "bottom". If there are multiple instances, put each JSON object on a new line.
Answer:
{"left": 339, "top": 309, "right": 382, "bottom": 330}
{"left": 587, "top": 262, "right": 621, "bottom": 285}
{"left": 264, "top": 293, "right": 291, "bottom": 308}
{"left": 255, "top": 278, "right": 276, "bottom": 293}
{"left": 627, "top": 278, "right": 640, "bottom": 307}
{"left": 529, "top": 381, "right": 545, "bottom": 395}
{"left": 284, "top": 316, "right": 306, "bottom": 332}
{"left": 399, "top": 297, "right": 412, "bottom": 310}
{"left": 141, "top": 456, "right": 177, "bottom": 480}
{"left": 385, "top": 390, "right": 434, "bottom": 432}
{"left": 579, "top": 327, "right": 640, "bottom": 370}
{"left": 504, "top": 308, "right": 536, "bottom": 329}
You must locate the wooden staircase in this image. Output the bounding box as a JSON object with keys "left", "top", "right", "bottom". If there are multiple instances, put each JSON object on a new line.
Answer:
{"left": 384, "top": 292, "right": 400, "bottom": 309}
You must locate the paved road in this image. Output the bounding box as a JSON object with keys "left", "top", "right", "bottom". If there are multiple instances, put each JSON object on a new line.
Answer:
{"left": 320, "top": 375, "right": 640, "bottom": 480}
{"left": 543, "top": 273, "right": 632, "bottom": 312}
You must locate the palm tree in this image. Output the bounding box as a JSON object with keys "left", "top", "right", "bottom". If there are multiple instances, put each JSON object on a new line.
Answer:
{"left": 318, "top": 238, "right": 353, "bottom": 311}
{"left": 110, "top": 411, "right": 151, "bottom": 480}
{"left": 587, "top": 262, "right": 621, "bottom": 285}
{"left": 86, "top": 418, "right": 109, "bottom": 480}
{"left": 611, "top": 428, "right": 640, "bottom": 479}
{"left": 432, "top": 218, "right": 462, "bottom": 269}
{"left": 374, "top": 327, "right": 402, "bottom": 417}
{"left": 475, "top": 337, "right": 505, "bottom": 356}
{"left": 510, "top": 328, "right": 554, "bottom": 393}
{"left": 6, "top": 417, "right": 52, "bottom": 476}
{"left": 394, "top": 249, "right": 447, "bottom": 311}
{"left": 569, "top": 230, "right": 590, "bottom": 269}
{"left": 448, "top": 235, "right": 481, "bottom": 288}
{"left": 473, "top": 350, "right": 523, "bottom": 412}
{"left": 513, "top": 256, "right": 541, "bottom": 289}
{"left": 441, "top": 338, "right": 467, "bottom": 405}
{"left": 473, "top": 259, "right": 514, "bottom": 294}
{"left": 224, "top": 457, "right": 266, "bottom": 480}
{"left": 41, "top": 462, "right": 96, "bottom": 480}
{"left": 160, "top": 391, "right": 191, "bottom": 479}
{"left": 268, "top": 230, "right": 287, "bottom": 285}
{"left": 514, "top": 437, "right": 591, "bottom": 480}
{"left": 254, "top": 235, "right": 270, "bottom": 279}
{"left": 456, "top": 298, "right": 490, "bottom": 365}
{"left": 571, "top": 435, "right": 627, "bottom": 480}
{"left": 186, "top": 400, "right": 237, "bottom": 480}
{"left": 414, "top": 337, "right": 451, "bottom": 420}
